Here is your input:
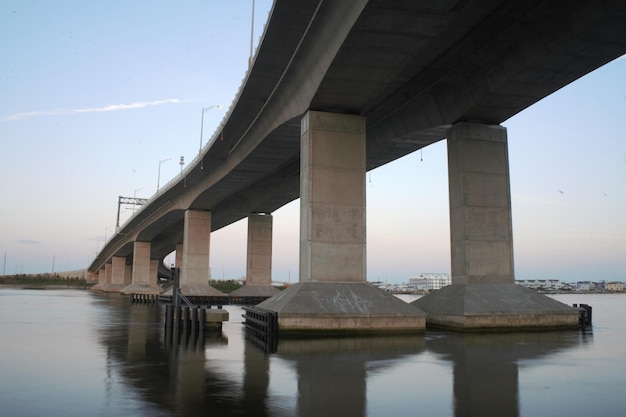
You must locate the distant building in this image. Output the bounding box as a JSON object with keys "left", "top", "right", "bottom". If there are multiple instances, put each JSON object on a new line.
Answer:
{"left": 409, "top": 273, "right": 451, "bottom": 291}
{"left": 516, "top": 279, "right": 563, "bottom": 291}
{"left": 605, "top": 282, "right": 625, "bottom": 292}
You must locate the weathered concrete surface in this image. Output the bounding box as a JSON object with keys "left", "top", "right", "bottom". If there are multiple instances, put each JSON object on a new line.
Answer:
{"left": 448, "top": 123, "right": 514, "bottom": 284}
{"left": 246, "top": 213, "right": 273, "bottom": 286}
{"left": 412, "top": 123, "right": 579, "bottom": 332}
{"left": 229, "top": 284, "right": 280, "bottom": 297}
{"left": 299, "top": 111, "right": 367, "bottom": 283}
{"left": 178, "top": 210, "right": 222, "bottom": 296}
{"left": 131, "top": 242, "right": 152, "bottom": 286}
{"left": 412, "top": 284, "right": 580, "bottom": 331}
{"left": 122, "top": 258, "right": 161, "bottom": 294}
{"left": 162, "top": 284, "right": 225, "bottom": 297}
{"left": 120, "top": 283, "right": 161, "bottom": 295}
{"left": 181, "top": 210, "right": 212, "bottom": 286}
{"left": 258, "top": 282, "right": 426, "bottom": 335}
{"left": 206, "top": 309, "right": 229, "bottom": 323}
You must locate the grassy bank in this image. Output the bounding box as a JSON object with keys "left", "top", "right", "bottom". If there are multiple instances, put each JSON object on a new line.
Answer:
{"left": 0, "top": 273, "right": 95, "bottom": 289}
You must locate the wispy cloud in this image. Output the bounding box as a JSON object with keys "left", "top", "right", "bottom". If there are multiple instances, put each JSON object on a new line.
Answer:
{"left": 17, "top": 239, "right": 39, "bottom": 245}
{"left": 1, "top": 98, "right": 188, "bottom": 122}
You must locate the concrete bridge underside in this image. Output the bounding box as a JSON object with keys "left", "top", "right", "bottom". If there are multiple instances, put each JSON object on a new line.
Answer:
{"left": 89, "top": 0, "right": 626, "bottom": 332}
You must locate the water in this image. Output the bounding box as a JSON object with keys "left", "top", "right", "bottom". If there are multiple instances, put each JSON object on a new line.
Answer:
{"left": 0, "top": 289, "right": 624, "bottom": 417}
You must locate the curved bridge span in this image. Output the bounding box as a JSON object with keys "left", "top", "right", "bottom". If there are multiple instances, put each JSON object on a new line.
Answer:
{"left": 89, "top": 0, "right": 625, "bottom": 330}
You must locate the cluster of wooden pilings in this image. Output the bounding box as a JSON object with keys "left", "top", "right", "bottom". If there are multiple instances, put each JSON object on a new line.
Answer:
{"left": 164, "top": 304, "right": 207, "bottom": 335}
{"left": 130, "top": 293, "right": 158, "bottom": 304}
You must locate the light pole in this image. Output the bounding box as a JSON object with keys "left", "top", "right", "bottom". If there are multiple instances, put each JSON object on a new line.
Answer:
{"left": 157, "top": 158, "right": 171, "bottom": 192}
{"left": 199, "top": 105, "right": 222, "bottom": 169}
{"left": 179, "top": 156, "right": 184, "bottom": 175}
{"left": 133, "top": 187, "right": 144, "bottom": 213}
{"left": 249, "top": 0, "right": 255, "bottom": 68}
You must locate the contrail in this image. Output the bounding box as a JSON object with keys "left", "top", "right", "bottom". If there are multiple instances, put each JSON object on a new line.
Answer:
{"left": 1, "top": 98, "right": 188, "bottom": 122}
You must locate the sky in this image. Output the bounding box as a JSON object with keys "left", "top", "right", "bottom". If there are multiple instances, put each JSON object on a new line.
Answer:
{"left": 1, "top": 1, "right": 624, "bottom": 283}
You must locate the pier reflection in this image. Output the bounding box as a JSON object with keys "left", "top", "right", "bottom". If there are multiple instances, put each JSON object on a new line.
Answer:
{"left": 93, "top": 293, "right": 588, "bottom": 417}
{"left": 427, "top": 331, "right": 589, "bottom": 417}
{"left": 276, "top": 336, "right": 426, "bottom": 417}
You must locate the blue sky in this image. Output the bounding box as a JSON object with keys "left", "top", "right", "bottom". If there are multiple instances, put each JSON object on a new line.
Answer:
{"left": 1, "top": 1, "right": 624, "bottom": 283}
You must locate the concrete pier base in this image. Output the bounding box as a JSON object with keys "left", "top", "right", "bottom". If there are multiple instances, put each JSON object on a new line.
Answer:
{"left": 257, "top": 282, "right": 426, "bottom": 335}
{"left": 121, "top": 283, "right": 161, "bottom": 295}
{"left": 229, "top": 285, "right": 280, "bottom": 298}
{"left": 162, "top": 284, "right": 225, "bottom": 297}
{"left": 411, "top": 284, "right": 580, "bottom": 331}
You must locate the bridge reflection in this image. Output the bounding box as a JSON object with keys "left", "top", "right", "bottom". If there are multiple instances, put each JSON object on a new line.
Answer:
{"left": 94, "top": 295, "right": 588, "bottom": 416}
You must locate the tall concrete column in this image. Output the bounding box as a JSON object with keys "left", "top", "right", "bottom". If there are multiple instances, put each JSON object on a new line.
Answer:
{"left": 299, "top": 110, "right": 366, "bottom": 283}
{"left": 246, "top": 213, "right": 273, "bottom": 286}
{"left": 179, "top": 209, "right": 224, "bottom": 296}
{"left": 131, "top": 241, "right": 151, "bottom": 286}
{"left": 110, "top": 256, "right": 126, "bottom": 291}
{"left": 121, "top": 241, "right": 161, "bottom": 295}
{"left": 149, "top": 259, "right": 159, "bottom": 287}
{"left": 257, "top": 110, "right": 425, "bottom": 334}
{"left": 182, "top": 210, "right": 211, "bottom": 286}
{"left": 104, "top": 262, "right": 112, "bottom": 286}
{"left": 230, "top": 213, "right": 279, "bottom": 298}
{"left": 175, "top": 243, "right": 183, "bottom": 268}
{"left": 94, "top": 267, "right": 106, "bottom": 290}
{"left": 124, "top": 263, "right": 132, "bottom": 286}
{"left": 412, "top": 122, "right": 578, "bottom": 330}
{"left": 447, "top": 123, "right": 514, "bottom": 284}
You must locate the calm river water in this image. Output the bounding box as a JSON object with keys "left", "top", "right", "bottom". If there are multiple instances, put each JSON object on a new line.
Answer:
{"left": 0, "top": 288, "right": 624, "bottom": 417}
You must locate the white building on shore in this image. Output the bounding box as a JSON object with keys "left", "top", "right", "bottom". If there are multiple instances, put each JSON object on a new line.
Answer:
{"left": 408, "top": 273, "right": 451, "bottom": 292}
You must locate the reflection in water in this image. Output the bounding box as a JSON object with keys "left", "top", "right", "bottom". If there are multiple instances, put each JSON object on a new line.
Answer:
{"left": 276, "top": 336, "right": 425, "bottom": 417}
{"left": 3, "top": 290, "right": 606, "bottom": 417}
{"left": 94, "top": 293, "right": 590, "bottom": 417}
{"left": 428, "top": 331, "right": 587, "bottom": 417}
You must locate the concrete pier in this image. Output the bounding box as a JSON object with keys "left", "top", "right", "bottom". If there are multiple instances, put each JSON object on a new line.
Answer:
{"left": 230, "top": 213, "right": 279, "bottom": 299}
{"left": 412, "top": 123, "right": 579, "bottom": 331}
{"left": 257, "top": 111, "right": 425, "bottom": 334}
{"left": 105, "top": 255, "right": 128, "bottom": 292}
{"left": 121, "top": 241, "right": 161, "bottom": 295}
{"left": 179, "top": 210, "right": 224, "bottom": 297}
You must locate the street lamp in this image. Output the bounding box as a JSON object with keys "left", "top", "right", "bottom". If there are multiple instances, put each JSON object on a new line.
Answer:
{"left": 157, "top": 158, "right": 171, "bottom": 192}
{"left": 132, "top": 187, "right": 144, "bottom": 214}
{"left": 179, "top": 156, "right": 184, "bottom": 175}
{"left": 249, "top": 0, "right": 255, "bottom": 68}
{"left": 199, "top": 105, "right": 222, "bottom": 169}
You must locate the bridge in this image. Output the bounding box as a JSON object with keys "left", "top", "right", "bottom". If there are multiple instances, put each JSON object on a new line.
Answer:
{"left": 89, "top": 0, "right": 626, "bottom": 332}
